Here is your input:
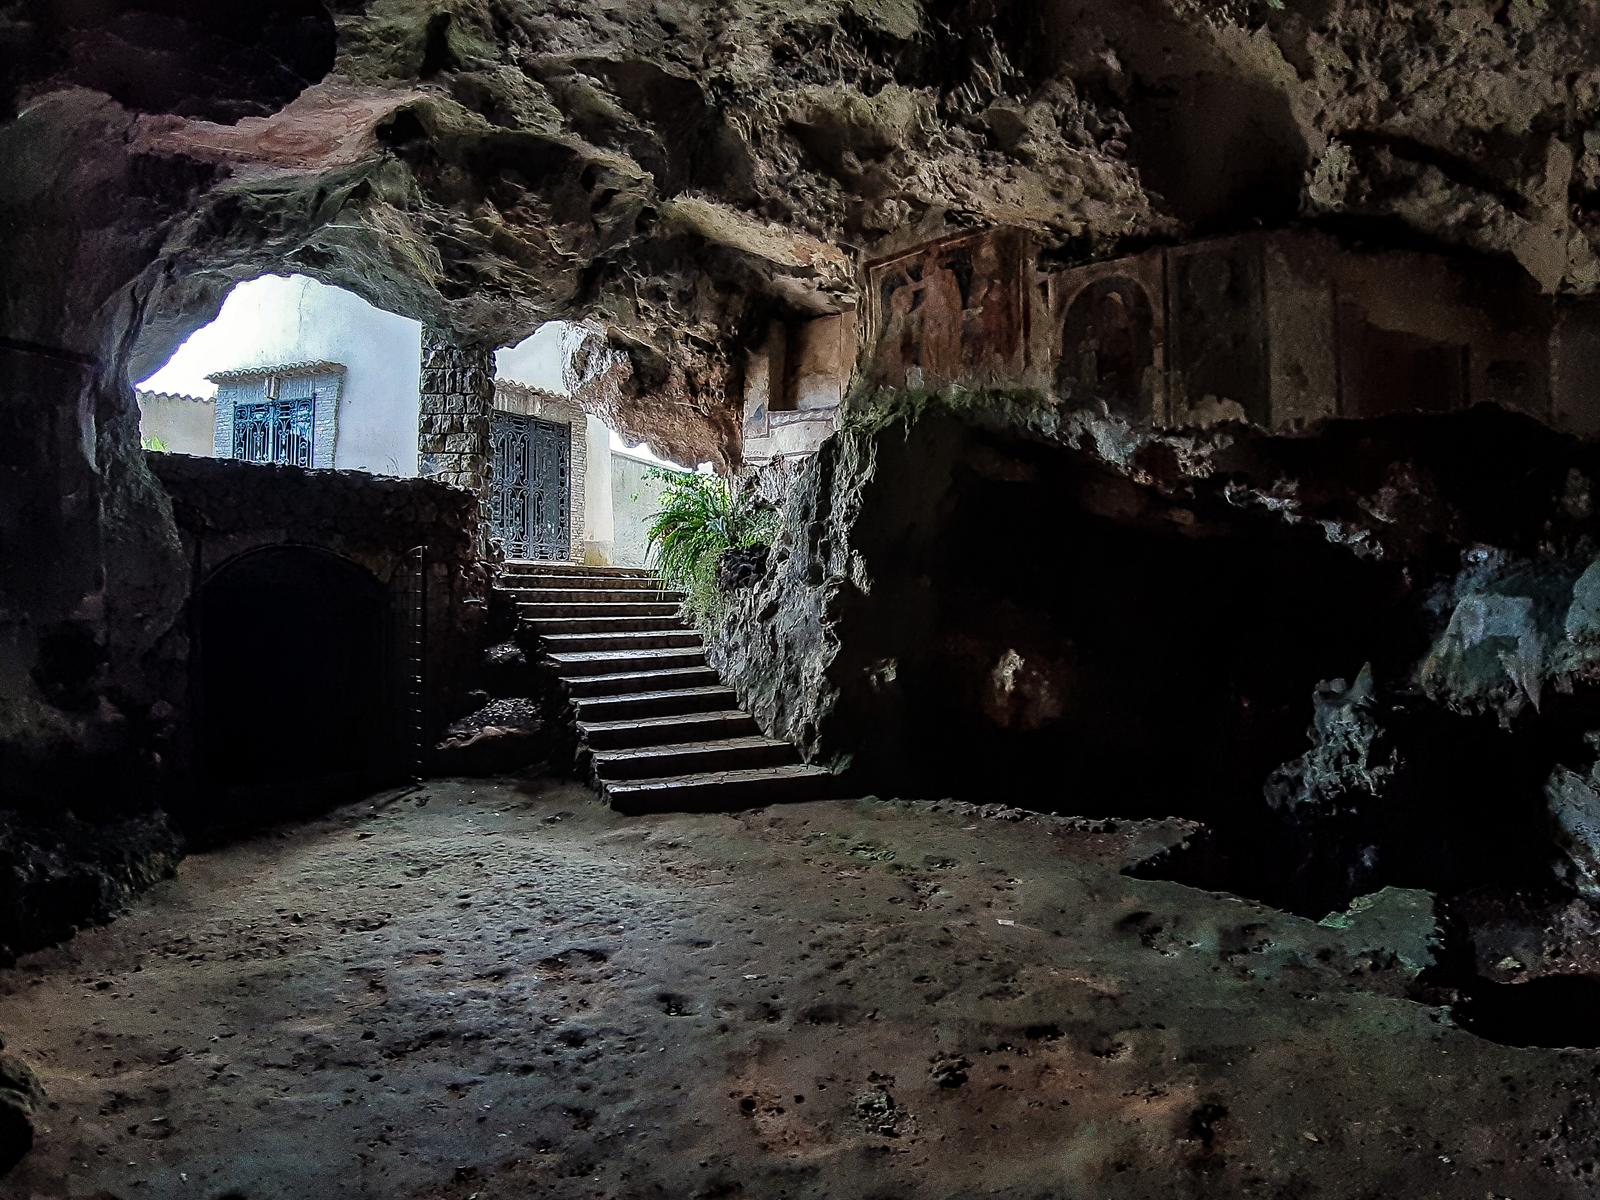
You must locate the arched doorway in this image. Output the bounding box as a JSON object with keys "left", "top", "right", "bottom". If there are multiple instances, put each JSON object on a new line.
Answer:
{"left": 195, "top": 547, "right": 396, "bottom": 808}
{"left": 1059, "top": 277, "right": 1157, "bottom": 422}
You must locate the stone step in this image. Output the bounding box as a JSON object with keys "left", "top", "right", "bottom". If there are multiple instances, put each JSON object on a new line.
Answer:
{"left": 523, "top": 614, "right": 691, "bottom": 636}
{"left": 593, "top": 735, "right": 797, "bottom": 781}
{"left": 578, "top": 709, "right": 758, "bottom": 750}
{"left": 502, "top": 563, "right": 656, "bottom": 578}
{"left": 506, "top": 573, "right": 668, "bottom": 591}
{"left": 547, "top": 647, "right": 706, "bottom": 677}
{"left": 508, "top": 586, "right": 685, "bottom": 604}
{"left": 562, "top": 667, "right": 720, "bottom": 698}
{"left": 518, "top": 600, "right": 682, "bottom": 619}
{"left": 573, "top": 685, "right": 737, "bottom": 721}
{"left": 603, "top": 763, "right": 835, "bottom": 814}
{"left": 541, "top": 629, "right": 703, "bottom": 653}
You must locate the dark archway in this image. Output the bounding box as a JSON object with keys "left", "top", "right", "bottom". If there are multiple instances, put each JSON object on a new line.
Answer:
{"left": 1059, "top": 277, "right": 1156, "bottom": 422}
{"left": 195, "top": 546, "right": 397, "bottom": 813}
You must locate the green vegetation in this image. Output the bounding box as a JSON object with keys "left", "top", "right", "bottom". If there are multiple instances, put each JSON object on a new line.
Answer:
{"left": 141, "top": 433, "right": 169, "bottom": 452}
{"left": 644, "top": 468, "right": 778, "bottom": 625}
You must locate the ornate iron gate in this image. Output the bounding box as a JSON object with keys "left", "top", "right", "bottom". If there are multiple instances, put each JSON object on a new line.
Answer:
{"left": 490, "top": 411, "right": 571, "bottom": 560}
{"left": 232, "top": 395, "right": 316, "bottom": 467}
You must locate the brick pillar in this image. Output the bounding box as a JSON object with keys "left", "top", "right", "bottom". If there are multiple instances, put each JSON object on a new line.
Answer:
{"left": 418, "top": 326, "right": 497, "bottom": 557}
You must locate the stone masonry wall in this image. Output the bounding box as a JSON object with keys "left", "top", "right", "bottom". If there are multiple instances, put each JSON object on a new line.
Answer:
{"left": 419, "top": 327, "right": 495, "bottom": 552}
{"left": 149, "top": 453, "right": 490, "bottom": 754}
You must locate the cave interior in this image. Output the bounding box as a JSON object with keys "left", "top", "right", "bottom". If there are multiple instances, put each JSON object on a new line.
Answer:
{"left": 6, "top": 0, "right": 1600, "bottom": 1195}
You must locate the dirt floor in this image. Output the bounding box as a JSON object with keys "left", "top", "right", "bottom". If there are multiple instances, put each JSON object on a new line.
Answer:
{"left": 4, "top": 777, "right": 1599, "bottom": 1199}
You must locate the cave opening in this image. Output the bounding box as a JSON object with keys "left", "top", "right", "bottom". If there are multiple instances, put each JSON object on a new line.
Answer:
{"left": 919, "top": 457, "right": 1408, "bottom": 816}
{"left": 191, "top": 546, "right": 398, "bottom": 824}
{"left": 133, "top": 273, "right": 428, "bottom": 475}
{"left": 840, "top": 415, "right": 1420, "bottom": 817}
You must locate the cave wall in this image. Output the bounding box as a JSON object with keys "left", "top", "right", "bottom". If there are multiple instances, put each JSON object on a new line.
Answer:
{"left": 710, "top": 395, "right": 1600, "bottom": 810}
{"left": 1552, "top": 301, "right": 1600, "bottom": 436}
{"left": 5, "top": 0, "right": 1600, "bottom": 805}
{"left": 0, "top": 95, "right": 193, "bottom": 808}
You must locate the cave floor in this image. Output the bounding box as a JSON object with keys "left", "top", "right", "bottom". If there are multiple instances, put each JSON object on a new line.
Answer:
{"left": 3, "top": 778, "right": 1596, "bottom": 1199}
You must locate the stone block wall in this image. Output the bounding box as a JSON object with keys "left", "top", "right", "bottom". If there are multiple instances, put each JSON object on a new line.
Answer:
{"left": 149, "top": 453, "right": 490, "bottom": 756}
{"left": 418, "top": 327, "right": 495, "bottom": 530}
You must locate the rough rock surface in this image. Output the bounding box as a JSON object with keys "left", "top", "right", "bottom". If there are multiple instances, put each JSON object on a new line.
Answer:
{"left": 716, "top": 542, "right": 771, "bottom": 591}
{"left": 709, "top": 395, "right": 1600, "bottom": 798}
{"left": 1254, "top": 667, "right": 1401, "bottom": 909}
{"left": 1417, "top": 550, "right": 1600, "bottom": 724}
{"left": 8, "top": 0, "right": 1600, "bottom": 454}
{"left": 1265, "top": 666, "right": 1398, "bottom": 819}
{"left": 434, "top": 698, "right": 550, "bottom": 777}
{"left": 478, "top": 641, "right": 534, "bottom": 698}
{"left": 0, "top": 1051, "right": 43, "bottom": 1176}
{"left": 1547, "top": 764, "right": 1600, "bottom": 901}
{"left": 7, "top": 779, "right": 1600, "bottom": 1197}
{"left": 0, "top": 809, "right": 182, "bottom": 963}
{"left": 709, "top": 395, "right": 1600, "bottom": 971}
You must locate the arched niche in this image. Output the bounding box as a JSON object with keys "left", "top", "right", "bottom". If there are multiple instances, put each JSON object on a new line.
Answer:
{"left": 193, "top": 545, "right": 399, "bottom": 815}
{"left": 1058, "top": 276, "right": 1157, "bottom": 422}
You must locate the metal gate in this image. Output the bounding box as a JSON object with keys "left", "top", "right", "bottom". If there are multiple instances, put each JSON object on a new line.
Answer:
{"left": 490, "top": 411, "right": 571, "bottom": 560}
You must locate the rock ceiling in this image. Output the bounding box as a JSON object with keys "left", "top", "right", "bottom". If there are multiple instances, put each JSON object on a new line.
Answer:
{"left": 3, "top": 0, "right": 1599, "bottom": 458}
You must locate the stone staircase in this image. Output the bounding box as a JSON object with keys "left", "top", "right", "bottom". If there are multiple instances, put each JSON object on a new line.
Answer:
{"left": 499, "top": 562, "right": 833, "bottom": 813}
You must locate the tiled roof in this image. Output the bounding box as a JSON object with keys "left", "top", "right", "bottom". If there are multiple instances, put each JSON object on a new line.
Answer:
{"left": 206, "top": 360, "right": 346, "bottom": 383}
{"left": 135, "top": 389, "right": 212, "bottom": 405}
{"left": 494, "top": 378, "right": 570, "bottom": 403}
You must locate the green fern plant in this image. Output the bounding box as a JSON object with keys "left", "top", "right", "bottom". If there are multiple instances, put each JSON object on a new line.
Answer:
{"left": 644, "top": 468, "right": 777, "bottom": 624}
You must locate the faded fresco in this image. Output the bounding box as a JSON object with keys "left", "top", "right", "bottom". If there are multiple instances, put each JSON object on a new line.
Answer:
{"left": 1057, "top": 276, "right": 1159, "bottom": 422}
{"left": 860, "top": 227, "right": 1556, "bottom": 432}
{"left": 866, "top": 231, "right": 1026, "bottom": 389}
{"left": 1168, "top": 240, "right": 1271, "bottom": 426}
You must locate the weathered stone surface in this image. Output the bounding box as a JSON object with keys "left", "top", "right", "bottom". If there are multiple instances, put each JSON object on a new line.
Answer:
{"left": 0, "top": 1051, "right": 43, "bottom": 1177}
{"left": 710, "top": 396, "right": 1600, "bottom": 794}
{"left": 9, "top": 0, "right": 1600, "bottom": 458}
{"left": 1265, "top": 668, "right": 1396, "bottom": 815}
{"left": 1316, "top": 886, "right": 1440, "bottom": 980}
{"left": 434, "top": 698, "right": 549, "bottom": 776}
{"left": 1417, "top": 551, "right": 1600, "bottom": 725}
{"left": 418, "top": 326, "right": 497, "bottom": 553}
{"left": 1547, "top": 764, "right": 1600, "bottom": 902}
{"left": 706, "top": 393, "right": 1600, "bottom": 946}
{"left": 480, "top": 640, "right": 534, "bottom": 699}
{"left": 0, "top": 807, "right": 181, "bottom": 963}
{"left": 716, "top": 543, "right": 771, "bottom": 592}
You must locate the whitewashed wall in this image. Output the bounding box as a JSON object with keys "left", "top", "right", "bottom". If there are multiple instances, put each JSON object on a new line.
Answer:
{"left": 137, "top": 274, "right": 424, "bottom": 476}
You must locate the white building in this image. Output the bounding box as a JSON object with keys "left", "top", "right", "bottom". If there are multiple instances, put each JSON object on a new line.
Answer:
{"left": 139, "top": 274, "right": 424, "bottom": 475}
{"left": 135, "top": 273, "right": 687, "bottom": 566}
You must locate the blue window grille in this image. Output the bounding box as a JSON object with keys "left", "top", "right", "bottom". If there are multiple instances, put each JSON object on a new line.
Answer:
{"left": 232, "top": 393, "right": 316, "bottom": 467}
